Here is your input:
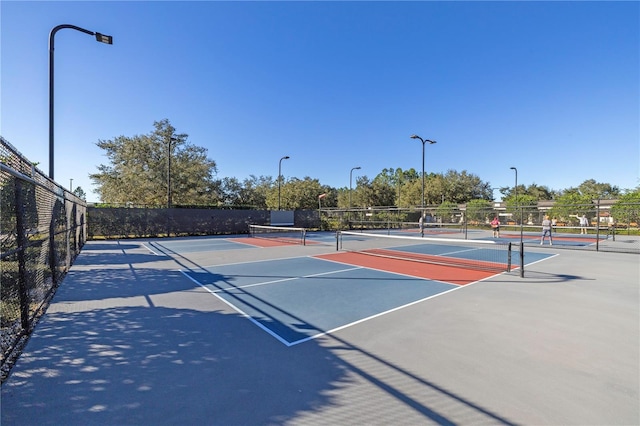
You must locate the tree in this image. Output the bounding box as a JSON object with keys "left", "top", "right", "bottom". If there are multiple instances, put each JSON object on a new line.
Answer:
{"left": 610, "top": 189, "right": 640, "bottom": 226}
{"left": 500, "top": 183, "right": 554, "bottom": 201}
{"left": 240, "top": 175, "right": 272, "bottom": 209}
{"left": 548, "top": 192, "right": 593, "bottom": 224}
{"left": 90, "top": 119, "right": 218, "bottom": 205}
{"left": 465, "top": 199, "right": 492, "bottom": 224}
{"left": 436, "top": 201, "right": 459, "bottom": 224}
{"left": 504, "top": 194, "right": 537, "bottom": 225}
{"left": 72, "top": 186, "right": 87, "bottom": 201}
{"left": 269, "top": 177, "right": 325, "bottom": 210}
{"left": 574, "top": 179, "right": 620, "bottom": 199}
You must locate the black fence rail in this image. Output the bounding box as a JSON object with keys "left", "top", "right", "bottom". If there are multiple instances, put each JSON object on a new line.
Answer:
{"left": 1, "top": 137, "right": 87, "bottom": 381}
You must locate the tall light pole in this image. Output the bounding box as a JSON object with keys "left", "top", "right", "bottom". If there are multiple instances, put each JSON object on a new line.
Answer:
{"left": 510, "top": 166, "right": 518, "bottom": 210}
{"left": 349, "top": 166, "right": 361, "bottom": 210}
{"left": 49, "top": 24, "right": 113, "bottom": 179}
{"left": 510, "top": 166, "right": 519, "bottom": 229}
{"left": 410, "top": 134, "right": 436, "bottom": 237}
{"left": 167, "top": 136, "right": 178, "bottom": 208}
{"left": 511, "top": 166, "right": 524, "bottom": 277}
{"left": 278, "top": 156, "right": 290, "bottom": 210}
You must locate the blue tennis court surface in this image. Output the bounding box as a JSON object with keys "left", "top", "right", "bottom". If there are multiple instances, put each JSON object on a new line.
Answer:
{"left": 181, "top": 256, "right": 458, "bottom": 346}
{"left": 144, "top": 236, "right": 256, "bottom": 255}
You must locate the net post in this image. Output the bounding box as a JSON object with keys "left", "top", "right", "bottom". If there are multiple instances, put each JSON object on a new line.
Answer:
{"left": 302, "top": 229, "right": 306, "bottom": 246}
{"left": 507, "top": 242, "right": 512, "bottom": 272}
{"left": 336, "top": 231, "right": 340, "bottom": 251}
{"left": 519, "top": 241, "right": 525, "bottom": 278}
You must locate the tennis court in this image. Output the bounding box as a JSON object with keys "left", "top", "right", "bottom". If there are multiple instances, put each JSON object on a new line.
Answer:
{"left": 1, "top": 231, "right": 638, "bottom": 425}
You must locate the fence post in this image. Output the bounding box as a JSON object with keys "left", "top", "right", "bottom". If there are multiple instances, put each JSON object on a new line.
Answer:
{"left": 595, "top": 199, "right": 601, "bottom": 251}
{"left": 49, "top": 200, "right": 58, "bottom": 288}
{"left": 14, "top": 180, "right": 30, "bottom": 330}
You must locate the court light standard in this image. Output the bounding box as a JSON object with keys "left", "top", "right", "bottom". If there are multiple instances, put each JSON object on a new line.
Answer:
{"left": 410, "top": 134, "right": 436, "bottom": 237}
{"left": 278, "top": 156, "right": 290, "bottom": 210}
{"left": 510, "top": 166, "right": 518, "bottom": 213}
{"left": 349, "top": 166, "right": 361, "bottom": 210}
{"left": 511, "top": 166, "right": 524, "bottom": 277}
{"left": 49, "top": 24, "right": 113, "bottom": 179}
{"left": 167, "top": 136, "right": 178, "bottom": 208}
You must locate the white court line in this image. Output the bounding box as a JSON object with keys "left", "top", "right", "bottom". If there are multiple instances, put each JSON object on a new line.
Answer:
{"left": 287, "top": 284, "right": 465, "bottom": 346}
{"left": 142, "top": 242, "right": 167, "bottom": 256}
{"left": 180, "top": 270, "right": 291, "bottom": 346}
{"left": 199, "top": 254, "right": 329, "bottom": 269}
{"left": 179, "top": 251, "right": 536, "bottom": 347}
{"left": 195, "top": 266, "right": 362, "bottom": 293}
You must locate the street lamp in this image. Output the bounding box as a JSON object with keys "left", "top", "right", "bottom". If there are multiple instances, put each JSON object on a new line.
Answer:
{"left": 349, "top": 166, "right": 361, "bottom": 210}
{"left": 510, "top": 166, "right": 518, "bottom": 212}
{"left": 49, "top": 24, "right": 113, "bottom": 179}
{"left": 278, "top": 156, "right": 290, "bottom": 210}
{"left": 167, "top": 136, "right": 178, "bottom": 208}
{"left": 511, "top": 166, "right": 524, "bottom": 277}
{"left": 410, "top": 134, "right": 436, "bottom": 237}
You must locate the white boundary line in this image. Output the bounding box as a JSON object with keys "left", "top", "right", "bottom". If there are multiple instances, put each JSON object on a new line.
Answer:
{"left": 180, "top": 269, "right": 292, "bottom": 346}
{"left": 206, "top": 266, "right": 363, "bottom": 293}
{"left": 178, "top": 250, "right": 557, "bottom": 347}
{"left": 179, "top": 262, "right": 363, "bottom": 347}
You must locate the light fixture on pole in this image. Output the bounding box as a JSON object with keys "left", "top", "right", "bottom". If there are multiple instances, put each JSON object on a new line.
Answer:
{"left": 510, "top": 166, "right": 520, "bottom": 233}
{"left": 410, "top": 134, "right": 436, "bottom": 237}
{"left": 278, "top": 156, "right": 290, "bottom": 210}
{"left": 349, "top": 166, "right": 361, "bottom": 210}
{"left": 167, "top": 136, "right": 178, "bottom": 208}
{"left": 49, "top": 24, "right": 113, "bottom": 180}
{"left": 510, "top": 166, "right": 524, "bottom": 277}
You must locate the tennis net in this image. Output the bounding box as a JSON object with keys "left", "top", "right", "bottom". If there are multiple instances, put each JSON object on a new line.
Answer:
{"left": 249, "top": 224, "right": 307, "bottom": 245}
{"left": 337, "top": 231, "right": 513, "bottom": 273}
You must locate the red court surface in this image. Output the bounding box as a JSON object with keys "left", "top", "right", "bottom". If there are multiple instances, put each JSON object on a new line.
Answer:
{"left": 315, "top": 251, "right": 503, "bottom": 285}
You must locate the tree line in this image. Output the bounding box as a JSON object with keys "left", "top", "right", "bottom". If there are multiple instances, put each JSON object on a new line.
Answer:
{"left": 88, "top": 119, "right": 638, "bottom": 210}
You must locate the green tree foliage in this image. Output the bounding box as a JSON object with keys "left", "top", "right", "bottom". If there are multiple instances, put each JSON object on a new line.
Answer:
{"left": 440, "top": 170, "right": 493, "bottom": 204}
{"left": 268, "top": 177, "right": 325, "bottom": 210}
{"left": 571, "top": 179, "right": 621, "bottom": 199}
{"left": 219, "top": 175, "right": 273, "bottom": 208}
{"left": 72, "top": 186, "right": 87, "bottom": 201}
{"left": 500, "top": 183, "right": 555, "bottom": 201}
{"left": 85, "top": 118, "right": 632, "bottom": 210}
{"left": 548, "top": 192, "right": 593, "bottom": 224}
{"left": 436, "top": 201, "right": 459, "bottom": 224}
{"left": 90, "top": 119, "right": 218, "bottom": 206}
{"left": 611, "top": 189, "right": 640, "bottom": 226}
{"left": 465, "top": 199, "right": 492, "bottom": 223}
{"left": 504, "top": 194, "right": 537, "bottom": 224}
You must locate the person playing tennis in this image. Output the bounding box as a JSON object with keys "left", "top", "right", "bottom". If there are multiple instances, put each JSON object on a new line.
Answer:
{"left": 541, "top": 215, "right": 553, "bottom": 245}
{"left": 490, "top": 216, "right": 500, "bottom": 238}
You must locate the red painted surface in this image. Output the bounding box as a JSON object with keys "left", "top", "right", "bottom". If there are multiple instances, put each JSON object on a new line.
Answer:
{"left": 315, "top": 251, "right": 503, "bottom": 285}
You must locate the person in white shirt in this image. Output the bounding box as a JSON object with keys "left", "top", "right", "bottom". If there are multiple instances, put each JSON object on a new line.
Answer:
{"left": 541, "top": 215, "right": 553, "bottom": 245}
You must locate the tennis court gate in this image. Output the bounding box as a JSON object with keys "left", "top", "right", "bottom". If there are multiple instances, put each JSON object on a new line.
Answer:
{"left": 0, "top": 137, "right": 87, "bottom": 380}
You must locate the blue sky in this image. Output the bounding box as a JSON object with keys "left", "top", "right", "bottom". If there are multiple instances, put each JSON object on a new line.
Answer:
{"left": 2, "top": 1, "right": 638, "bottom": 203}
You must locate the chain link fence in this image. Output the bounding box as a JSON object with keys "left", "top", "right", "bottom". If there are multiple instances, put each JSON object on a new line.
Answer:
{"left": 1, "top": 137, "right": 87, "bottom": 381}
{"left": 320, "top": 203, "right": 639, "bottom": 254}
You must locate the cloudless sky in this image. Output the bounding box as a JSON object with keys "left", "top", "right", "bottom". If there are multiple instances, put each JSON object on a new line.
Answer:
{"left": 2, "top": 1, "right": 638, "bottom": 202}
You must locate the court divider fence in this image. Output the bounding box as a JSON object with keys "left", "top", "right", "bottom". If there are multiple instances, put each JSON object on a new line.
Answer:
{"left": 319, "top": 203, "right": 639, "bottom": 254}
{"left": 1, "top": 137, "right": 87, "bottom": 380}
